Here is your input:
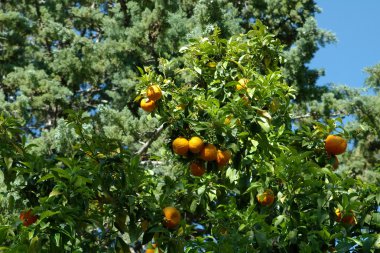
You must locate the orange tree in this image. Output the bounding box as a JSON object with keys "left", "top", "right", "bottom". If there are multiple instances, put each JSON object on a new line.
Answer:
{"left": 0, "top": 23, "right": 378, "bottom": 252}
{"left": 134, "top": 23, "right": 378, "bottom": 252}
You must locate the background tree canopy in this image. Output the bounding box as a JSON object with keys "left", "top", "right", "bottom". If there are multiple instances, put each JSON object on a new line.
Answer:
{"left": 0, "top": 0, "right": 379, "bottom": 252}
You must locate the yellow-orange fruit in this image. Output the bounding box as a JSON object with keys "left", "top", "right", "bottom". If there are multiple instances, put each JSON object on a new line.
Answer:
{"left": 200, "top": 144, "right": 218, "bottom": 161}
{"left": 216, "top": 150, "right": 232, "bottom": 167}
{"left": 236, "top": 78, "right": 249, "bottom": 90}
{"left": 140, "top": 99, "right": 156, "bottom": 112}
{"left": 342, "top": 214, "right": 356, "bottom": 225}
{"left": 163, "top": 207, "right": 181, "bottom": 229}
{"left": 146, "top": 244, "right": 162, "bottom": 253}
{"left": 325, "top": 135, "right": 347, "bottom": 155}
{"left": 335, "top": 209, "right": 356, "bottom": 225}
{"left": 188, "top": 137, "right": 204, "bottom": 153}
{"left": 224, "top": 115, "right": 232, "bottom": 125}
{"left": 190, "top": 161, "right": 206, "bottom": 176}
{"left": 256, "top": 189, "right": 275, "bottom": 207}
{"left": 145, "top": 244, "right": 162, "bottom": 253}
{"left": 335, "top": 208, "right": 342, "bottom": 222}
{"left": 146, "top": 84, "right": 162, "bottom": 101}
{"left": 172, "top": 137, "right": 189, "bottom": 155}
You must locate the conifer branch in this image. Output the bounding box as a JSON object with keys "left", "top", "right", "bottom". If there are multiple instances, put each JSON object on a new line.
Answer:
{"left": 136, "top": 122, "right": 166, "bottom": 156}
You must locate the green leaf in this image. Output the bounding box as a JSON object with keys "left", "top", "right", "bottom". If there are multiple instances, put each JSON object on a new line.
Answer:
{"left": 38, "top": 211, "right": 60, "bottom": 223}
{"left": 194, "top": 66, "right": 202, "bottom": 75}
{"left": 258, "top": 118, "right": 270, "bottom": 132}
{"left": 244, "top": 182, "right": 261, "bottom": 194}
{"left": 190, "top": 199, "right": 198, "bottom": 213}
{"left": 37, "top": 173, "right": 55, "bottom": 183}
{"left": 197, "top": 185, "right": 206, "bottom": 195}
{"left": 49, "top": 189, "right": 62, "bottom": 198}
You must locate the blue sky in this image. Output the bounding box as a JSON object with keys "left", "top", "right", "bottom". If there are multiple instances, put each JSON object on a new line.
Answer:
{"left": 310, "top": 0, "right": 380, "bottom": 88}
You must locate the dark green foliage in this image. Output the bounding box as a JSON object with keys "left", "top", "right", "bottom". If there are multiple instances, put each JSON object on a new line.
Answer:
{"left": 0, "top": 0, "right": 333, "bottom": 134}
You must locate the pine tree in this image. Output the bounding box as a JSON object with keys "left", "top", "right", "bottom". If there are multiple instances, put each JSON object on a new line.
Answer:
{"left": 0, "top": 0, "right": 333, "bottom": 138}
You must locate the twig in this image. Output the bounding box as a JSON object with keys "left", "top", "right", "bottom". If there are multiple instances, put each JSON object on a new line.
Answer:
{"left": 140, "top": 161, "right": 164, "bottom": 166}
{"left": 135, "top": 123, "right": 166, "bottom": 156}
{"left": 290, "top": 111, "right": 347, "bottom": 120}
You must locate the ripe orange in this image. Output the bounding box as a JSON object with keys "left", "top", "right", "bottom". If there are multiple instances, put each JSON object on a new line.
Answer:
{"left": 342, "top": 214, "right": 356, "bottom": 225}
{"left": 325, "top": 135, "right": 347, "bottom": 155}
{"left": 146, "top": 244, "right": 162, "bottom": 253}
{"left": 146, "top": 84, "right": 162, "bottom": 101}
{"left": 200, "top": 144, "right": 218, "bottom": 161}
{"left": 190, "top": 161, "right": 206, "bottom": 176}
{"left": 188, "top": 137, "right": 204, "bottom": 153}
{"left": 163, "top": 206, "right": 181, "bottom": 229}
{"left": 335, "top": 209, "right": 356, "bottom": 225}
{"left": 140, "top": 98, "right": 156, "bottom": 112}
{"left": 335, "top": 208, "right": 342, "bottom": 222}
{"left": 256, "top": 189, "right": 275, "bottom": 207}
{"left": 19, "top": 209, "right": 38, "bottom": 227}
{"left": 216, "top": 150, "right": 232, "bottom": 167}
{"left": 236, "top": 78, "right": 249, "bottom": 90}
{"left": 172, "top": 137, "right": 189, "bottom": 155}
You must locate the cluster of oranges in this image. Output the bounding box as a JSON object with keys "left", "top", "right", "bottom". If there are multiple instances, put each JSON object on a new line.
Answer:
{"left": 172, "top": 136, "right": 232, "bottom": 177}
{"left": 324, "top": 135, "right": 356, "bottom": 225}
{"left": 140, "top": 84, "right": 162, "bottom": 112}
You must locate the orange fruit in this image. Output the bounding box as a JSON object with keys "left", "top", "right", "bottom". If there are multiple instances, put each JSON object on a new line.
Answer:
{"left": 172, "top": 137, "right": 189, "bottom": 156}
{"left": 146, "top": 84, "right": 162, "bottom": 101}
{"left": 19, "top": 209, "right": 38, "bottom": 227}
{"left": 188, "top": 137, "right": 204, "bottom": 153}
{"left": 216, "top": 150, "right": 232, "bottom": 167}
{"left": 325, "top": 135, "right": 347, "bottom": 155}
{"left": 175, "top": 104, "right": 185, "bottom": 110}
{"left": 163, "top": 207, "right": 181, "bottom": 229}
{"left": 335, "top": 209, "right": 356, "bottom": 225}
{"left": 190, "top": 161, "right": 206, "bottom": 176}
{"left": 200, "top": 144, "right": 218, "bottom": 161}
{"left": 256, "top": 189, "right": 275, "bottom": 207}
{"left": 140, "top": 98, "right": 156, "bottom": 112}
{"left": 335, "top": 208, "right": 342, "bottom": 222}
{"left": 342, "top": 214, "right": 356, "bottom": 225}
{"left": 145, "top": 244, "right": 162, "bottom": 253}
{"left": 224, "top": 115, "right": 232, "bottom": 125}
{"left": 236, "top": 78, "right": 249, "bottom": 90}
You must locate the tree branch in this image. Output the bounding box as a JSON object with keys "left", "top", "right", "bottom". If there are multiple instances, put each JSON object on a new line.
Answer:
{"left": 290, "top": 111, "right": 347, "bottom": 120}
{"left": 118, "top": 0, "right": 130, "bottom": 27}
{"left": 135, "top": 123, "right": 166, "bottom": 156}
